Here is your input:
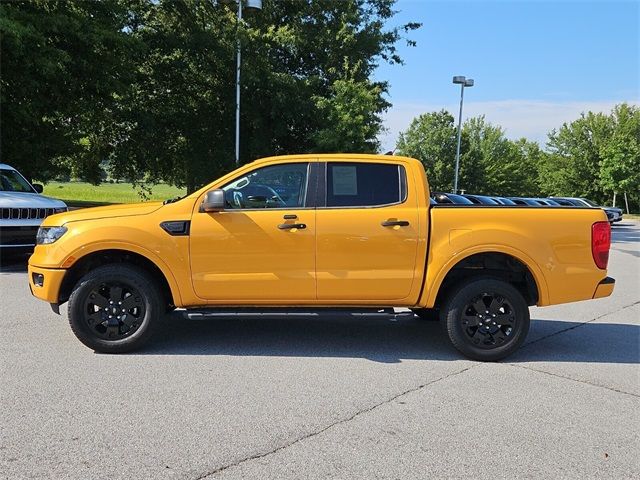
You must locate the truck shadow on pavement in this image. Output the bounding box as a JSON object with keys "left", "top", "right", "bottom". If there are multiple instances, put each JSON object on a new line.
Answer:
{"left": 611, "top": 222, "right": 640, "bottom": 244}
{"left": 141, "top": 311, "right": 639, "bottom": 364}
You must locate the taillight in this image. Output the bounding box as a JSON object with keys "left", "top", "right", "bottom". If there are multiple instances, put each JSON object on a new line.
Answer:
{"left": 591, "top": 221, "right": 611, "bottom": 269}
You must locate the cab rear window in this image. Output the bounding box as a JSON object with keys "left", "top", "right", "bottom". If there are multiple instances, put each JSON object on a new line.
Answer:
{"left": 326, "top": 163, "right": 406, "bottom": 207}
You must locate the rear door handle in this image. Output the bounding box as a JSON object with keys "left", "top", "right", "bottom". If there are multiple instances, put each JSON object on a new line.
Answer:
{"left": 381, "top": 220, "right": 410, "bottom": 227}
{"left": 278, "top": 223, "right": 306, "bottom": 230}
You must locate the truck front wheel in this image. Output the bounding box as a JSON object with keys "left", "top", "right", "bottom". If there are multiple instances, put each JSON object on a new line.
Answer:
{"left": 68, "top": 264, "right": 162, "bottom": 353}
{"left": 441, "top": 277, "right": 530, "bottom": 361}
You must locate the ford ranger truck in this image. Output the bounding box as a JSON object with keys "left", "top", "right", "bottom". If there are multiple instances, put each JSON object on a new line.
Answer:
{"left": 27, "top": 154, "right": 614, "bottom": 361}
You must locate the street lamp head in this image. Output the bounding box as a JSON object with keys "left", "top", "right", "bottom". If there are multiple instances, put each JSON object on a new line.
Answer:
{"left": 246, "top": 0, "right": 262, "bottom": 9}
{"left": 218, "top": 0, "right": 262, "bottom": 8}
{"left": 464, "top": 79, "right": 474, "bottom": 87}
{"left": 452, "top": 75, "right": 466, "bottom": 84}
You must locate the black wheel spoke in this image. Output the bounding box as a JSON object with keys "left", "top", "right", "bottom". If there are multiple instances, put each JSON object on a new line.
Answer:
{"left": 462, "top": 314, "right": 480, "bottom": 327}
{"left": 472, "top": 298, "right": 487, "bottom": 315}
{"left": 496, "top": 312, "right": 515, "bottom": 326}
{"left": 121, "top": 294, "right": 140, "bottom": 310}
{"left": 90, "top": 293, "right": 109, "bottom": 309}
{"left": 488, "top": 296, "right": 504, "bottom": 314}
{"left": 492, "top": 329, "right": 507, "bottom": 344}
{"left": 121, "top": 314, "right": 136, "bottom": 327}
{"left": 109, "top": 286, "right": 124, "bottom": 302}
{"left": 87, "top": 311, "right": 103, "bottom": 326}
{"left": 471, "top": 328, "right": 486, "bottom": 343}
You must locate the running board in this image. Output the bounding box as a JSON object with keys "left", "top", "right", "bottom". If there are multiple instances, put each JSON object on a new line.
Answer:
{"left": 184, "top": 307, "right": 401, "bottom": 320}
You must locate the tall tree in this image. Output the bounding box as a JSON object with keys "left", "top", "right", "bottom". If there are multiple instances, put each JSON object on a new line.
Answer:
{"left": 111, "top": 0, "right": 420, "bottom": 192}
{"left": 0, "top": 0, "right": 137, "bottom": 182}
{"left": 598, "top": 103, "right": 640, "bottom": 209}
{"left": 395, "top": 110, "right": 460, "bottom": 192}
{"left": 542, "top": 111, "right": 612, "bottom": 203}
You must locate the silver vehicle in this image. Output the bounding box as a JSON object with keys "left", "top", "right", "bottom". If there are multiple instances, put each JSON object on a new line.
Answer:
{"left": 0, "top": 164, "right": 67, "bottom": 252}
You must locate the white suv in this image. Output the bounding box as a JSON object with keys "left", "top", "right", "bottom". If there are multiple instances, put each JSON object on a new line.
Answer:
{"left": 0, "top": 164, "right": 68, "bottom": 252}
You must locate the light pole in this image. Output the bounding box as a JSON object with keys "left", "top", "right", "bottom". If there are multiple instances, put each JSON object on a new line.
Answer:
{"left": 224, "top": 0, "right": 262, "bottom": 165}
{"left": 452, "top": 75, "right": 474, "bottom": 193}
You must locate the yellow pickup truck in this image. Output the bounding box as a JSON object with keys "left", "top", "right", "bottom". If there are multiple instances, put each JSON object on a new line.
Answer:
{"left": 28, "top": 154, "right": 614, "bottom": 360}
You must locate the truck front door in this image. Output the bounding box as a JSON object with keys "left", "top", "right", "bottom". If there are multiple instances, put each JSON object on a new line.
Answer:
{"left": 189, "top": 161, "right": 316, "bottom": 302}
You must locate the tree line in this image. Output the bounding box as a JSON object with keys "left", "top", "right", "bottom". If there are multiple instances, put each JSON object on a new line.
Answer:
{"left": 396, "top": 103, "right": 639, "bottom": 212}
{"left": 1, "top": 0, "right": 419, "bottom": 192}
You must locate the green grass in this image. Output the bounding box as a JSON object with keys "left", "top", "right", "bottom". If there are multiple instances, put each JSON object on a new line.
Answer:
{"left": 43, "top": 181, "right": 186, "bottom": 206}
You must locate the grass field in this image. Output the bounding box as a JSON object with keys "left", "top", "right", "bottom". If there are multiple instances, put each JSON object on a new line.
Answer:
{"left": 43, "top": 181, "right": 186, "bottom": 206}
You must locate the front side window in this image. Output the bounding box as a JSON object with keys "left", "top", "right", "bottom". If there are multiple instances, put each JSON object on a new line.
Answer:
{"left": 326, "top": 162, "right": 405, "bottom": 207}
{"left": 222, "top": 163, "right": 309, "bottom": 209}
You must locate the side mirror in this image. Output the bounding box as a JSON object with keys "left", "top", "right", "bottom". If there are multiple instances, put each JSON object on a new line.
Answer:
{"left": 200, "top": 189, "right": 225, "bottom": 212}
{"left": 32, "top": 184, "right": 44, "bottom": 193}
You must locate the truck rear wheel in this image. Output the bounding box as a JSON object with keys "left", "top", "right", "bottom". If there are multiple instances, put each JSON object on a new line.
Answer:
{"left": 68, "top": 264, "right": 162, "bottom": 353}
{"left": 441, "top": 277, "right": 530, "bottom": 361}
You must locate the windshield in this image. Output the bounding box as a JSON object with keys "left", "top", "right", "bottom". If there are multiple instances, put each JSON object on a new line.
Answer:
{"left": 0, "top": 168, "right": 35, "bottom": 193}
{"left": 581, "top": 198, "right": 599, "bottom": 207}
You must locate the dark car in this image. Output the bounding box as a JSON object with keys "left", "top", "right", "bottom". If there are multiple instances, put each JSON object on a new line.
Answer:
{"left": 509, "top": 197, "right": 541, "bottom": 206}
{"left": 534, "top": 198, "right": 561, "bottom": 206}
{"left": 491, "top": 197, "right": 517, "bottom": 205}
{"left": 431, "top": 192, "right": 474, "bottom": 205}
{"left": 551, "top": 197, "right": 623, "bottom": 223}
{"left": 462, "top": 194, "right": 501, "bottom": 205}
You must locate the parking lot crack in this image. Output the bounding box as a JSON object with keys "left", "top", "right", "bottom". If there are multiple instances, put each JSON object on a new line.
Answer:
{"left": 504, "top": 363, "right": 640, "bottom": 398}
{"left": 523, "top": 300, "right": 640, "bottom": 349}
{"left": 194, "top": 364, "right": 477, "bottom": 479}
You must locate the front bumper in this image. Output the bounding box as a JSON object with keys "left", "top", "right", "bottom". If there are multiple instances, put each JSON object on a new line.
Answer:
{"left": 28, "top": 264, "right": 67, "bottom": 304}
{"left": 592, "top": 276, "right": 615, "bottom": 299}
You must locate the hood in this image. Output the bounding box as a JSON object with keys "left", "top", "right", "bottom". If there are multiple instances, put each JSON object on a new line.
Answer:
{"left": 0, "top": 191, "right": 67, "bottom": 209}
{"left": 43, "top": 202, "right": 164, "bottom": 226}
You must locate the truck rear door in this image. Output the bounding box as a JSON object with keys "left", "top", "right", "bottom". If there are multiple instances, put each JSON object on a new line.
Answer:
{"left": 315, "top": 160, "right": 420, "bottom": 302}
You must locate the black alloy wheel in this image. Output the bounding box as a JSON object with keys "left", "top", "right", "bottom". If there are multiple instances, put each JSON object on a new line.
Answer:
{"left": 82, "top": 282, "right": 146, "bottom": 341}
{"left": 68, "top": 264, "right": 163, "bottom": 353}
{"left": 442, "top": 277, "right": 530, "bottom": 361}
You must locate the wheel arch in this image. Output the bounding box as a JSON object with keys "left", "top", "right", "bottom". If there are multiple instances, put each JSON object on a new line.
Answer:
{"left": 58, "top": 247, "right": 182, "bottom": 309}
{"left": 426, "top": 247, "right": 548, "bottom": 309}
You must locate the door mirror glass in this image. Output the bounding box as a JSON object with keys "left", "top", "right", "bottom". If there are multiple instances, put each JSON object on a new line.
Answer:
{"left": 201, "top": 189, "right": 225, "bottom": 212}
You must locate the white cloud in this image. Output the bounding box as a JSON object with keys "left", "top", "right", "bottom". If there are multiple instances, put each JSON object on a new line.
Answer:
{"left": 378, "top": 99, "right": 640, "bottom": 152}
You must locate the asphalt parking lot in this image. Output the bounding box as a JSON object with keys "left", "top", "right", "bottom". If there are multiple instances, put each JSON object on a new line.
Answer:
{"left": 1, "top": 221, "right": 638, "bottom": 480}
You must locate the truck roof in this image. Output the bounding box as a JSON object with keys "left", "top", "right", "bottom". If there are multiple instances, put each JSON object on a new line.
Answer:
{"left": 251, "top": 153, "right": 421, "bottom": 166}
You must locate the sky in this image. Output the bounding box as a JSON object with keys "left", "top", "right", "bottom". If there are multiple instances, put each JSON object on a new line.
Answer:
{"left": 374, "top": 0, "right": 640, "bottom": 151}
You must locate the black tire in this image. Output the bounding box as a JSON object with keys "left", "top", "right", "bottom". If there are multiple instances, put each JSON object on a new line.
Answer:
{"left": 411, "top": 308, "right": 440, "bottom": 321}
{"left": 441, "top": 277, "right": 530, "bottom": 361}
{"left": 68, "top": 264, "right": 163, "bottom": 353}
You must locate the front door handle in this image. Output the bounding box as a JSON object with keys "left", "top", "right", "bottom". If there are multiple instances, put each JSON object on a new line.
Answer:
{"left": 381, "top": 220, "right": 410, "bottom": 227}
{"left": 278, "top": 223, "right": 307, "bottom": 230}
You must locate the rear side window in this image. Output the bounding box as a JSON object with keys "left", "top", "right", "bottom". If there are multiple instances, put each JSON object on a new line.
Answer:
{"left": 326, "top": 162, "right": 405, "bottom": 207}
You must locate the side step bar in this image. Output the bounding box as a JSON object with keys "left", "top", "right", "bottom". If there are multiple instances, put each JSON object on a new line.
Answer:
{"left": 185, "top": 307, "right": 401, "bottom": 320}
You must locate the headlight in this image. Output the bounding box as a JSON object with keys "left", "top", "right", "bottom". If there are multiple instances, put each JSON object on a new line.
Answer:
{"left": 36, "top": 226, "right": 68, "bottom": 245}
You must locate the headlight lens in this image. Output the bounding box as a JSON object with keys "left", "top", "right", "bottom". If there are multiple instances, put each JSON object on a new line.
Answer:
{"left": 36, "top": 226, "right": 68, "bottom": 245}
